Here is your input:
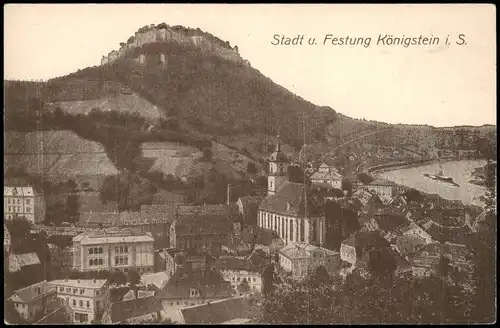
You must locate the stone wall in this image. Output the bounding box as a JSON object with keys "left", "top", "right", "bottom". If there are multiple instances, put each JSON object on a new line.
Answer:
{"left": 100, "top": 25, "right": 247, "bottom": 67}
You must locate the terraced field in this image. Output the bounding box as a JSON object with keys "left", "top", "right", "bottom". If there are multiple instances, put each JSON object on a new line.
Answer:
{"left": 49, "top": 93, "right": 163, "bottom": 123}
{"left": 140, "top": 142, "right": 207, "bottom": 179}
{"left": 4, "top": 130, "right": 119, "bottom": 185}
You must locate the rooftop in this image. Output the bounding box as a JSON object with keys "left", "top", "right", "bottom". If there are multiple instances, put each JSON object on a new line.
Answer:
{"left": 74, "top": 231, "right": 154, "bottom": 245}
{"left": 215, "top": 256, "right": 255, "bottom": 272}
{"left": 180, "top": 296, "right": 251, "bottom": 324}
{"left": 49, "top": 279, "right": 108, "bottom": 289}
{"left": 241, "top": 226, "right": 284, "bottom": 248}
{"left": 258, "top": 182, "right": 323, "bottom": 218}
{"left": 4, "top": 186, "right": 34, "bottom": 196}
{"left": 9, "top": 280, "right": 56, "bottom": 304}
{"left": 342, "top": 231, "right": 390, "bottom": 249}
{"left": 159, "top": 268, "right": 232, "bottom": 299}
{"left": 369, "top": 179, "right": 399, "bottom": 186}
{"left": 280, "top": 243, "right": 339, "bottom": 260}
{"left": 9, "top": 252, "right": 41, "bottom": 272}
{"left": 141, "top": 272, "right": 170, "bottom": 290}
{"left": 105, "top": 293, "right": 163, "bottom": 323}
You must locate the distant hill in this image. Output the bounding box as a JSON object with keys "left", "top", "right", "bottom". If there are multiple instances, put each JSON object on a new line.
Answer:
{"left": 4, "top": 23, "right": 496, "bottom": 166}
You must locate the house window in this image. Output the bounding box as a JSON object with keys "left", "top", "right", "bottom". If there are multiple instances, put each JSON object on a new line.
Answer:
{"left": 80, "top": 289, "right": 84, "bottom": 294}
{"left": 26, "top": 199, "right": 30, "bottom": 205}
{"left": 72, "top": 299, "right": 76, "bottom": 306}
{"left": 59, "top": 287, "right": 64, "bottom": 292}
{"left": 96, "top": 291, "right": 100, "bottom": 296}
{"left": 99, "top": 259, "right": 103, "bottom": 265}
{"left": 26, "top": 207, "right": 31, "bottom": 212}
{"left": 7, "top": 199, "right": 10, "bottom": 204}
{"left": 89, "top": 248, "right": 94, "bottom": 255}
{"left": 79, "top": 300, "right": 83, "bottom": 307}
{"left": 89, "top": 259, "right": 94, "bottom": 266}
{"left": 73, "top": 289, "right": 78, "bottom": 294}
{"left": 87, "top": 301, "right": 90, "bottom": 308}
{"left": 66, "top": 288, "right": 71, "bottom": 293}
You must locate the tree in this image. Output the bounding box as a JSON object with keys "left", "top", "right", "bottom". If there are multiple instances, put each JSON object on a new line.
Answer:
{"left": 202, "top": 147, "right": 213, "bottom": 161}
{"left": 66, "top": 193, "right": 79, "bottom": 223}
{"left": 468, "top": 150, "right": 496, "bottom": 323}
{"left": 357, "top": 172, "right": 374, "bottom": 185}
{"left": 5, "top": 216, "right": 32, "bottom": 239}
{"left": 109, "top": 270, "right": 127, "bottom": 286}
{"left": 5, "top": 299, "right": 27, "bottom": 324}
{"left": 255, "top": 270, "right": 473, "bottom": 324}
{"left": 66, "top": 179, "right": 77, "bottom": 193}
{"left": 127, "top": 267, "right": 141, "bottom": 285}
{"left": 246, "top": 162, "right": 258, "bottom": 174}
{"left": 341, "top": 179, "right": 353, "bottom": 197}
{"left": 262, "top": 263, "right": 275, "bottom": 298}
{"left": 238, "top": 278, "right": 251, "bottom": 294}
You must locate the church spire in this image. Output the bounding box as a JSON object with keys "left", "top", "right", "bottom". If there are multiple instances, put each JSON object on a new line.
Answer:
{"left": 276, "top": 135, "right": 281, "bottom": 152}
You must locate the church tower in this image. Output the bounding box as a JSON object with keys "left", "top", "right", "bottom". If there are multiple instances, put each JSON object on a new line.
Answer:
{"left": 267, "top": 135, "right": 289, "bottom": 195}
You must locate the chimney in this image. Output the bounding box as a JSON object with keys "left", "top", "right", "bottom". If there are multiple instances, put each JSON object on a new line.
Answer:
{"left": 227, "top": 184, "right": 232, "bottom": 205}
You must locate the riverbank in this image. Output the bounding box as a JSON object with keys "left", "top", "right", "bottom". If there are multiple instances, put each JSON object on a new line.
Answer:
{"left": 367, "top": 156, "right": 462, "bottom": 174}
{"left": 378, "top": 159, "right": 487, "bottom": 207}
{"left": 468, "top": 162, "right": 496, "bottom": 186}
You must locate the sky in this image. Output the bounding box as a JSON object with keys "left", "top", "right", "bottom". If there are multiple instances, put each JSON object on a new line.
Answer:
{"left": 4, "top": 4, "right": 496, "bottom": 127}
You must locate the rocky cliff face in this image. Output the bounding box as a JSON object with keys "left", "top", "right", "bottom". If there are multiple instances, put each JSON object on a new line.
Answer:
{"left": 101, "top": 23, "right": 249, "bottom": 67}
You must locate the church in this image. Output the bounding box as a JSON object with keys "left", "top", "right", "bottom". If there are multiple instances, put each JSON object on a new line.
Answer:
{"left": 257, "top": 136, "right": 326, "bottom": 247}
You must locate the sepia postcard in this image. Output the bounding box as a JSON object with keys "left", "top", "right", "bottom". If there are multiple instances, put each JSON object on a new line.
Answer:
{"left": 3, "top": 3, "right": 497, "bottom": 325}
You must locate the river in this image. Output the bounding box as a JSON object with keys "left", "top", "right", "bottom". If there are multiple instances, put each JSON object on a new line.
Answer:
{"left": 377, "top": 159, "right": 487, "bottom": 207}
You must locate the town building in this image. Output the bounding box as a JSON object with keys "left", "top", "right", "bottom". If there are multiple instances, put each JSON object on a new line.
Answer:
{"left": 78, "top": 204, "right": 177, "bottom": 247}
{"left": 157, "top": 248, "right": 209, "bottom": 279}
{"left": 309, "top": 163, "right": 343, "bottom": 190}
{"left": 278, "top": 243, "right": 341, "bottom": 279}
{"left": 408, "top": 242, "right": 473, "bottom": 276}
{"left": 8, "top": 252, "right": 41, "bottom": 273}
{"left": 141, "top": 271, "right": 171, "bottom": 294}
{"left": 71, "top": 231, "right": 155, "bottom": 274}
{"left": 4, "top": 186, "right": 45, "bottom": 223}
{"left": 49, "top": 279, "right": 109, "bottom": 324}
{"left": 4, "top": 225, "right": 11, "bottom": 270}
{"left": 178, "top": 295, "right": 252, "bottom": 324}
{"left": 101, "top": 289, "right": 163, "bottom": 324}
{"left": 215, "top": 256, "right": 263, "bottom": 293}
{"left": 266, "top": 135, "right": 290, "bottom": 196}
{"left": 356, "top": 246, "right": 413, "bottom": 278}
{"left": 169, "top": 204, "right": 239, "bottom": 255}
{"left": 241, "top": 226, "right": 285, "bottom": 254}
{"left": 237, "top": 196, "right": 264, "bottom": 226}
{"left": 395, "top": 234, "right": 427, "bottom": 257}
{"left": 8, "top": 280, "right": 58, "bottom": 323}
{"left": 157, "top": 268, "right": 233, "bottom": 321}
{"left": 365, "top": 179, "right": 403, "bottom": 204}
{"left": 360, "top": 209, "right": 410, "bottom": 236}
{"left": 47, "top": 245, "right": 74, "bottom": 274}
{"left": 340, "top": 231, "right": 390, "bottom": 265}
{"left": 258, "top": 136, "right": 326, "bottom": 246}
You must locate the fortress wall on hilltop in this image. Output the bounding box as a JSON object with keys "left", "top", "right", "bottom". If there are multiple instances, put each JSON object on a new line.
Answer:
{"left": 100, "top": 26, "right": 246, "bottom": 67}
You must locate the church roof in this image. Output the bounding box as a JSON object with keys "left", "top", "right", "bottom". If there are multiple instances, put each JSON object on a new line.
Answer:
{"left": 258, "top": 182, "right": 322, "bottom": 217}
{"left": 268, "top": 135, "right": 288, "bottom": 162}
